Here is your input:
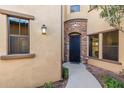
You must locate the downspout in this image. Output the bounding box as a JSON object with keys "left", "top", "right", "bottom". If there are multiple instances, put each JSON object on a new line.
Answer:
{"left": 61, "top": 5, "right": 63, "bottom": 79}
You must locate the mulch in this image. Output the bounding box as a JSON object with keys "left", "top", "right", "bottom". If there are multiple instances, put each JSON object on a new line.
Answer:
{"left": 37, "top": 79, "right": 68, "bottom": 88}
{"left": 86, "top": 64, "right": 124, "bottom": 87}
{"left": 53, "top": 79, "right": 68, "bottom": 88}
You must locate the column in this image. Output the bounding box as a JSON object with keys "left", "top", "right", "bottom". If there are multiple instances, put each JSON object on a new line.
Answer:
{"left": 99, "top": 33, "right": 103, "bottom": 59}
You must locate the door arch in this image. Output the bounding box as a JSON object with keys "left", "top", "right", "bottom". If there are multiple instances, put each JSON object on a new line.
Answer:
{"left": 64, "top": 19, "right": 87, "bottom": 62}
{"left": 69, "top": 33, "right": 81, "bottom": 63}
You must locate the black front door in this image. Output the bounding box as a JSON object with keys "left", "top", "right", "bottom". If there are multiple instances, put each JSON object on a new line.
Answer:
{"left": 69, "top": 35, "right": 80, "bottom": 63}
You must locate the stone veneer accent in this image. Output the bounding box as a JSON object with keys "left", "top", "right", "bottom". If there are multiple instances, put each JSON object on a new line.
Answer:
{"left": 64, "top": 18, "right": 87, "bottom": 62}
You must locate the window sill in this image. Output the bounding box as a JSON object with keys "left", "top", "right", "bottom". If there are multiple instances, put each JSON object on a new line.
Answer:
{"left": 70, "top": 11, "right": 80, "bottom": 13}
{"left": 0, "top": 53, "right": 35, "bottom": 60}
{"left": 88, "top": 56, "right": 122, "bottom": 65}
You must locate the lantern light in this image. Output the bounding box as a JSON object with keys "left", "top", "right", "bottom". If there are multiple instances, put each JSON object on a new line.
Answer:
{"left": 41, "top": 24, "right": 47, "bottom": 35}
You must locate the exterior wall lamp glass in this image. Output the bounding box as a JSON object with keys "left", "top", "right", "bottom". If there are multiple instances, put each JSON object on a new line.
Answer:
{"left": 41, "top": 24, "right": 47, "bottom": 35}
{"left": 95, "top": 42, "right": 99, "bottom": 46}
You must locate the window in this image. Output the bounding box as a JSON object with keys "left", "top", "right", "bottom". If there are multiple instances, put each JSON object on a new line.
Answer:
{"left": 89, "top": 34, "right": 99, "bottom": 58}
{"left": 8, "top": 17, "right": 29, "bottom": 54}
{"left": 103, "top": 31, "right": 118, "bottom": 61}
{"left": 70, "top": 5, "right": 80, "bottom": 13}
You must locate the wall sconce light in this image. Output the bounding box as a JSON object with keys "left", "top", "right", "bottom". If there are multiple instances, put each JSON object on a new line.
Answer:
{"left": 95, "top": 42, "right": 99, "bottom": 46}
{"left": 41, "top": 24, "right": 47, "bottom": 35}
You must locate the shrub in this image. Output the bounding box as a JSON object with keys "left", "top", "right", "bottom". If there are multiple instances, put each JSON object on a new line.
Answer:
{"left": 43, "top": 81, "right": 54, "bottom": 88}
{"left": 62, "top": 67, "right": 69, "bottom": 79}
{"left": 102, "top": 76, "right": 124, "bottom": 88}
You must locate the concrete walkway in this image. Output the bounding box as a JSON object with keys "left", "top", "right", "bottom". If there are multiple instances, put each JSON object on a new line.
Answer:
{"left": 63, "top": 62, "right": 102, "bottom": 88}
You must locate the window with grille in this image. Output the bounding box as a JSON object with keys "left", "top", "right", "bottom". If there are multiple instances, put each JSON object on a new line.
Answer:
{"left": 89, "top": 34, "right": 99, "bottom": 58}
{"left": 103, "top": 31, "right": 118, "bottom": 61}
{"left": 8, "top": 17, "right": 29, "bottom": 54}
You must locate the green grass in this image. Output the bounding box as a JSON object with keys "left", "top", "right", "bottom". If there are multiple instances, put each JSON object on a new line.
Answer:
{"left": 102, "top": 76, "right": 124, "bottom": 88}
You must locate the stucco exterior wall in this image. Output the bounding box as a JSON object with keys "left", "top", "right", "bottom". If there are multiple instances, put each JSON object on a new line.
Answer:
{"left": 64, "top": 5, "right": 89, "bottom": 21}
{"left": 119, "top": 24, "right": 124, "bottom": 67}
{"left": 0, "top": 5, "right": 61, "bottom": 87}
{"left": 88, "top": 59, "right": 123, "bottom": 74}
{"left": 87, "top": 9, "right": 114, "bottom": 34}
{"left": 87, "top": 8, "right": 124, "bottom": 73}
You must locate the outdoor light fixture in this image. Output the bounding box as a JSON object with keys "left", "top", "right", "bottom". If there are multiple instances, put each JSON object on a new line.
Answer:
{"left": 95, "top": 42, "right": 99, "bottom": 46}
{"left": 41, "top": 24, "right": 47, "bottom": 35}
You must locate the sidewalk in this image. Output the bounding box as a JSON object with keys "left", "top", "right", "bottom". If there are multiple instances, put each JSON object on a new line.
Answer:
{"left": 63, "top": 62, "right": 102, "bottom": 88}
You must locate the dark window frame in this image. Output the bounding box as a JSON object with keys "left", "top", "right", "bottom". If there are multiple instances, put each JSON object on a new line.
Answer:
{"left": 8, "top": 16, "right": 30, "bottom": 54}
{"left": 70, "top": 5, "right": 80, "bottom": 13}
{"left": 89, "top": 34, "right": 99, "bottom": 58}
{"left": 102, "top": 31, "right": 119, "bottom": 61}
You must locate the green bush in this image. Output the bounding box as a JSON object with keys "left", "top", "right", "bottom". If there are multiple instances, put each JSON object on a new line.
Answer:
{"left": 62, "top": 67, "right": 69, "bottom": 79}
{"left": 102, "top": 76, "right": 124, "bottom": 88}
{"left": 43, "top": 81, "right": 54, "bottom": 88}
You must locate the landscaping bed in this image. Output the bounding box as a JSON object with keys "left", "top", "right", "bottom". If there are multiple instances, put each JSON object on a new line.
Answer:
{"left": 37, "top": 79, "right": 68, "bottom": 88}
{"left": 86, "top": 64, "right": 124, "bottom": 88}
{"left": 52, "top": 79, "right": 68, "bottom": 88}
{"left": 38, "top": 67, "right": 69, "bottom": 88}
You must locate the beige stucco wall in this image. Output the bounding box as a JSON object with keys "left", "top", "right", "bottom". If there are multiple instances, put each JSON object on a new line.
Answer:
{"left": 87, "top": 9, "right": 114, "bottom": 34}
{"left": 119, "top": 20, "right": 124, "bottom": 67}
{"left": 87, "top": 7, "right": 124, "bottom": 73}
{"left": 88, "top": 59, "right": 123, "bottom": 74}
{"left": 0, "top": 5, "right": 61, "bottom": 87}
{"left": 64, "top": 5, "right": 89, "bottom": 21}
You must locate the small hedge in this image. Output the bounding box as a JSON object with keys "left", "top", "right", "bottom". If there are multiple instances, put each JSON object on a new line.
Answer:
{"left": 62, "top": 67, "right": 69, "bottom": 79}
{"left": 102, "top": 76, "right": 124, "bottom": 88}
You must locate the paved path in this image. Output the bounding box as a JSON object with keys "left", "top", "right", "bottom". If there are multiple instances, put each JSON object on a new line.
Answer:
{"left": 63, "top": 62, "right": 102, "bottom": 88}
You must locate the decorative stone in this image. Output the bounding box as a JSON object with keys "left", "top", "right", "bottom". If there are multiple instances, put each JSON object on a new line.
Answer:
{"left": 64, "top": 19, "right": 87, "bottom": 62}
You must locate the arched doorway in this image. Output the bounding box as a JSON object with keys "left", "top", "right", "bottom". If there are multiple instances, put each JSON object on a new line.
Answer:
{"left": 64, "top": 18, "right": 87, "bottom": 62}
{"left": 69, "top": 33, "right": 81, "bottom": 63}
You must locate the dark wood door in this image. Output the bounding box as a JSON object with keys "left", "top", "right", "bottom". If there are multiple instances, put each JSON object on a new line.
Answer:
{"left": 69, "top": 35, "right": 80, "bottom": 63}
